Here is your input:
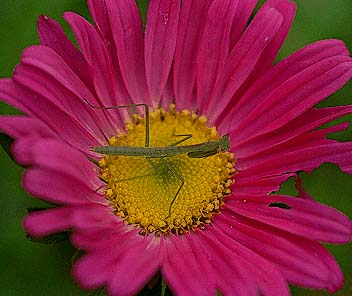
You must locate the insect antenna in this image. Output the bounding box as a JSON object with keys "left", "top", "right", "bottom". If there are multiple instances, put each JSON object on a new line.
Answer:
{"left": 83, "top": 98, "right": 150, "bottom": 148}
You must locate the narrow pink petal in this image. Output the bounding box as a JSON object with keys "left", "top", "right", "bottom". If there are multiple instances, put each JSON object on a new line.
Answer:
{"left": 182, "top": 235, "right": 219, "bottom": 294}
{"left": 197, "top": 231, "right": 258, "bottom": 295}
{"left": 295, "top": 175, "right": 315, "bottom": 200}
{"left": 173, "top": 0, "right": 212, "bottom": 110}
{"left": 87, "top": 0, "right": 131, "bottom": 104}
{"left": 218, "top": 213, "right": 344, "bottom": 292}
{"left": 203, "top": 5, "right": 283, "bottom": 121}
{"left": 161, "top": 235, "right": 215, "bottom": 295}
{"left": 18, "top": 45, "right": 116, "bottom": 136}
{"left": 23, "top": 168, "right": 106, "bottom": 206}
{"left": 108, "top": 238, "right": 161, "bottom": 296}
{"left": 196, "top": 0, "right": 239, "bottom": 106}
{"left": 23, "top": 207, "right": 73, "bottom": 237}
{"left": 232, "top": 56, "right": 352, "bottom": 143}
{"left": 209, "top": 224, "right": 290, "bottom": 296}
{"left": 160, "top": 66, "right": 175, "bottom": 109}
{"left": 105, "top": 0, "right": 150, "bottom": 104}
{"left": 0, "top": 79, "right": 100, "bottom": 151}
{"left": 218, "top": 39, "right": 350, "bottom": 133}
{"left": 251, "top": 0, "right": 296, "bottom": 77}
{"left": 87, "top": 0, "right": 111, "bottom": 41}
{"left": 236, "top": 122, "right": 349, "bottom": 167}
{"left": 37, "top": 15, "right": 94, "bottom": 89}
{"left": 28, "top": 140, "right": 101, "bottom": 186}
{"left": 0, "top": 116, "right": 55, "bottom": 139}
{"left": 73, "top": 230, "right": 135, "bottom": 289}
{"left": 145, "top": 0, "right": 180, "bottom": 103}
{"left": 64, "top": 12, "right": 130, "bottom": 112}
{"left": 233, "top": 105, "right": 352, "bottom": 158}
{"left": 10, "top": 137, "right": 42, "bottom": 165}
{"left": 70, "top": 204, "right": 118, "bottom": 230}
{"left": 73, "top": 251, "right": 114, "bottom": 290}
{"left": 70, "top": 224, "right": 127, "bottom": 251}
{"left": 13, "top": 63, "right": 112, "bottom": 141}
{"left": 237, "top": 140, "right": 352, "bottom": 180}
{"left": 0, "top": 116, "right": 56, "bottom": 164}
{"left": 227, "top": 194, "right": 352, "bottom": 243}
{"left": 232, "top": 173, "right": 295, "bottom": 195}
{"left": 229, "top": 0, "right": 258, "bottom": 49}
{"left": 20, "top": 46, "right": 102, "bottom": 109}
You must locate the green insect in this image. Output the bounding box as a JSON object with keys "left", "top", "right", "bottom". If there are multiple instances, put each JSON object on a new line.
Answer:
{"left": 85, "top": 100, "right": 230, "bottom": 218}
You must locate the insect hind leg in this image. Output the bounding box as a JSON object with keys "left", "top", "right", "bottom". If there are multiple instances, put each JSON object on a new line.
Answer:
{"left": 158, "top": 158, "right": 184, "bottom": 219}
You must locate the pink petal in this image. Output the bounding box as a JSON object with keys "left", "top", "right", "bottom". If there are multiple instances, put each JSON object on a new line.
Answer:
{"left": 64, "top": 12, "right": 130, "bottom": 113}
{"left": 17, "top": 44, "right": 117, "bottom": 136}
{"left": 196, "top": 0, "right": 239, "bottom": 106}
{"left": 229, "top": 0, "right": 258, "bottom": 49}
{"left": 37, "top": 15, "right": 94, "bottom": 89}
{"left": 28, "top": 140, "right": 101, "bottom": 186}
{"left": 237, "top": 140, "right": 352, "bottom": 180}
{"left": 218, "top": 39, "right": 350, "bottom": 133}
{"left": 161, "top": 235, "right": 215, "bottom": 295}
{"left": 11, "top": 137, "right": 42, "bottom": 165}
{"left": 23, "top": 207, "right": 73, "bottom": 237}
{"left": 294, "top": 175, "right": 315, "bottom": 200}
{"left": 232, "top": 173, "right": 295, "bottom": 194}
{"left": 0, "top": 115, "right": 55, "bottom": 139}
{"left": 70, "top": 224, "right": 127, "bottom": 251}
{"left": 173, "top": 0, "right": 213, "bottom": 110}
{"left": 108, "top": 237, "right": 161, "bottom": 296}
{"left": 226, "top": 194, "right": 352, "bottom": 243}
{"left": 196, "top": 231, "right": 258, "bottom": 295}
{"left": 218, "top": 213, "right": 344, "bottom": 292}
{"left": 87, "top": 0, "right": 131, "bottom": 104}
{"left": 250, "top": 0, "right": 296, "bottom": 78}
{"left": 231, "top": 56, "right": 352, "bottom": 143}
{"left": 233, "top": 105, "right": 352, "bottom": 158}
{"left": 105, "top": 0, "right": 150, "bottom": 104}
{"left": 19, "top": 45, "right": 104, "bottom": 109}
{"left": 236, "top": 122, "right": 349, "bottom": 167}
{"left": 87, "top": 0, "right": 112, "bottom": 42}
{"left": 73, "top": 250, "right": 115, "bottom": 290}
{"left": 73, "top": 230, "right": 136, "bottom": 289}
{"left": 13, "top": 63, "right": 112, "bottom": 141}
{"left": 70, "top": 204, "right": 118, "bottom": 231}
{"left": 23, "top": 168, "right": 106, "bottom": 206}
{"left": 209, "top": 224, "right": 290, "bottom": 296}
{"left": 145, "top": 0, "right": 180, "bottom": 103}
{"left": 0, "top": 79, "right": 100, "bottom": 151}
{"left": 203, "top": 5, "right": 283, "bottom": 121}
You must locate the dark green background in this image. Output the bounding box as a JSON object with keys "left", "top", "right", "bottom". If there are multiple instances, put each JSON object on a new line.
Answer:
{"left": 0, "top": 1, "right": 351, "bottom": 295}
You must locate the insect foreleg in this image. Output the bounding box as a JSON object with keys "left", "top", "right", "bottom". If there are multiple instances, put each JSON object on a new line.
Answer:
{"left": 169, "top": 133, "right": 193, "bottom": 146}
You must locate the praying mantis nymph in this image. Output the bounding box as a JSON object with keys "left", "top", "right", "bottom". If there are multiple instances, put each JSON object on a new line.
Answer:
{"left": 85, "top": 100, "right": 231, "bottom": 218}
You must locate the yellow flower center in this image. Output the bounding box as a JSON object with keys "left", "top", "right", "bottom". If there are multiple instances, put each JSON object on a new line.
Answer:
{"left": 98, "top": 105, "right": 235, "bottom": 235}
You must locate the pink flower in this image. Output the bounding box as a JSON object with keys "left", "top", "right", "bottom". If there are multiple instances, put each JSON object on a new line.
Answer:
{"left": 1, "top": 0, "right": 352, "bottom": 295}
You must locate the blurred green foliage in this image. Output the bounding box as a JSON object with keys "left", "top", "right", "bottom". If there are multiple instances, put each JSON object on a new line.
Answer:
{"left": 0, "top": 1, "right": 351, "bottom": 295}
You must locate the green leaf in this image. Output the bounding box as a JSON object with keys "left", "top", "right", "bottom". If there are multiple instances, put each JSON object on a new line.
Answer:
{"left": 89, "top": 288, "right": 106, "bottom": 296}
{"left": 26, "top": 206, "right": 57, "bottom": 213}
{"left": 0, "top": 131, "right": 28, "bottom": 168}
{"left": 26, "top": 231, "right": 70, "bottom": 244}
{"left": 0, "top": 132, "right": 14, "bottom": 159}
{"left": 268, "top": 202, "right": 292, "bottom": 210}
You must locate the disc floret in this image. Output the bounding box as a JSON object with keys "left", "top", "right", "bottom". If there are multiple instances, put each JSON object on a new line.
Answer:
{"left": 99, "top": 105, "right": 235, "bottom": 235}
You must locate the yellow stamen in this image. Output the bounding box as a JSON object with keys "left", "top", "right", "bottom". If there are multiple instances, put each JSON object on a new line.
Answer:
{"left": 98, "top": 106, "right": 235, "bottom": 235}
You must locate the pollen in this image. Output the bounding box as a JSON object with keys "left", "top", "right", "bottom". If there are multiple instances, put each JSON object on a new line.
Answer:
{"left": 98, "top": 105, "right": 235, "bottom": 236}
